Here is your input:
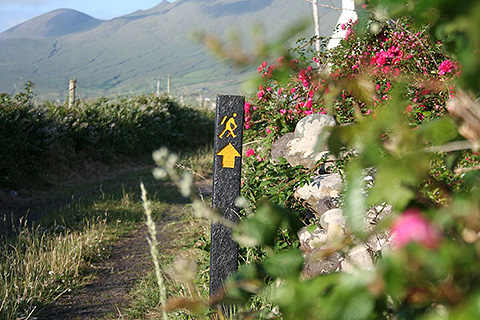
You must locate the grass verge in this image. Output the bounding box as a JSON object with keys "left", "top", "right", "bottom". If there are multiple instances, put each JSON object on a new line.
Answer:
{"left": 0, "top": 147, "right": 213, "bottom": 319}
{"left": 124, "top": 204, "right": 211, "bottom": 320}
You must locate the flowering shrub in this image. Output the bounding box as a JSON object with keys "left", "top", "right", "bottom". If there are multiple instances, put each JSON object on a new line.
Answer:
{"left": 329, "top": 17, "right": 457, "bottom": 125}
{"left": 245, "top": 58, "right": 327, "bottom": 140}
{"left": 240, "top": 14, "right": 467, "bottom": 215}
{"left": 243, "top": 18, "right": 457, "bottom": 142}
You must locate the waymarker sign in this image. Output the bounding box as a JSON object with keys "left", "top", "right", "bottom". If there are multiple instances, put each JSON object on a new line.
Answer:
{"left": 210, "top": 95, "right": 245, "bottom": 298}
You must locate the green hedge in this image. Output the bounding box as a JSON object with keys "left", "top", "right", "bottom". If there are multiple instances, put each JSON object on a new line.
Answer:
{"left": 0, "top": 84, "right": 214, "bottom": 188}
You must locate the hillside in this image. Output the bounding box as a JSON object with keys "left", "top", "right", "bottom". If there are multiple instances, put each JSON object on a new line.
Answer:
{"left": 0, "top": 9, "right": 104, "bottom": 40}
{"left": 0, "top": 0, "right": 342, "bottom": 100}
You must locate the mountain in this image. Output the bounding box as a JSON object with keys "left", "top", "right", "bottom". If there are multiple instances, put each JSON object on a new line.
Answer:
{"left": 0, "top": 9, "right": 104, "bottom": 40}
{"left": 0, "top": 0, "right": 342, "bottom": 100}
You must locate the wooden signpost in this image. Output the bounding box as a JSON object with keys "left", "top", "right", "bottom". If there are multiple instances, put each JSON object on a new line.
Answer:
{"left": 210, "top": 95, "right": 245, "bottom": 298}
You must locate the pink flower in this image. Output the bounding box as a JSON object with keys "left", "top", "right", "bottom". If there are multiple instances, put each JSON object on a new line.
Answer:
{"left": 258, "top": 61, "right": 267, "bottom": 73}
{"left": 256, "top": 155, "right": 263, "bottom": 161}
{"left": 246, "top": 149, "right": 255, "bottom": 157}
{"left": 266, "top": 127, "right": 272, "bottom": 134}
{"left": 244, "top": 102, "right": 251, "bottom": 113}
{"left": 305, "top": 98, "right": 313, "bottom": 109}
{"left": 345, "top": 28, "right": 353, "bottom": 39}
{"left": 438, "top": 59, "right": 454, "bottom": 75}
{"left": 279, "top": 109, "right": 287, "bottom": 115}
{"left": 391, "top": 208, "right": 441, "bottom": 249}
{"left": 257, "top": 90, "right": 265, "bottom": 100}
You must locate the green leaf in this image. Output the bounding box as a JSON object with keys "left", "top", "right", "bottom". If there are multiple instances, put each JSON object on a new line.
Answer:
{"left": 326, "top": 126, "right": 346, "bottom": 157}
{"left": 445, "top": 151, "right": 461, "bottom": 171}
{"left": 344, "top": 160, "right": 367, "bottom": 237}
{"left": 338, "top": 290, "right": 375, "bottom": 320}
{"left": 233, "top": 202, "right": 302, "bottom": 248}
{"left": 262, "top": 249, "right": 304, "bottom": 278}
{"left": 419, "top": 117, "right": 458, "bottom": 145}
{"left": 307, "top": 224, "right": 318, "bottom": 233}
{"left": 368, "top": 155, "right": 429, "bottom": 210}
{"left": 449, "top": 292, "right": 480, "bottom": 320}
{"left": 273, "top": 274, "right": 341, "bottom": 319}
{"left": 224, "top": 264, "right": 264, "bottom": 304}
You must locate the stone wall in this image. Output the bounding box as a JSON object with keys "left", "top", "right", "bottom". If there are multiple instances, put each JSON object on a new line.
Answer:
{"left": 270, "top": 114, "right": 393, "bottom": 277}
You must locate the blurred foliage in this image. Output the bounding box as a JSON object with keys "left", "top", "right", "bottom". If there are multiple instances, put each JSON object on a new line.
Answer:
{"left": 174, "top": 0, "right": 480, "bottom": 319}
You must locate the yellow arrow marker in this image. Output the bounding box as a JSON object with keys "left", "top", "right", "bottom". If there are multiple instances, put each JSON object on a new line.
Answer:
{"left": 217, "top": 143, "right": 240, "bottom": 168}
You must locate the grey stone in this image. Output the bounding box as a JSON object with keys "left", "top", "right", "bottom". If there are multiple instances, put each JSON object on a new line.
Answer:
{"left": 285, "top": 114, "right": 336, "bottom": 168}
{"left": 294, "top": 173, "right": 343, "bottom": 217}
{"left": 294, "top": 114, "right": 336, "bottom": 139}
{"left": 365, "top": 203, "right": 393, "bottom": 232}
{"left": 341, "top": 244, "right": 374, "bottom": 273}
{"left": 318, "top": 154, "right": 339, "bottom": 174}
{"left": 320, "top": 208, "right": 346, "bottom": 230}
{"left": 366, "top": 231, "right": 393, "bottom": 254}
{"left": 298, "top": 225, "right": 328, "bottom": 253}
{"left": 364, "top": 204, "right": 394, "bottom": 253}
{"left": 303, "top": 251, "right": 341, "bottom": 277}
{"left": 271, "top": 132, "right": 295, "bottom": 162}
{"left": 310, "top": 196, "right": 338, "bottom": 217}
{"left": 296, "top": 173, "right": 343, "bottom": 199}
{"left": 284, "top": 149, "right": 320, "bottom": 168}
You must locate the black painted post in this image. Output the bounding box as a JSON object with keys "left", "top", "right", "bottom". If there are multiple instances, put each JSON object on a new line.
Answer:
{"left": 210, "top": 95, "right": 245, "bottom": 298}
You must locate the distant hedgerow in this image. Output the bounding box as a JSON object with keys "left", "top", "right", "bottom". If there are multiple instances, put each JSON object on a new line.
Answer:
{"left": 0, "top": 84, "right": 214, "bottom": 188}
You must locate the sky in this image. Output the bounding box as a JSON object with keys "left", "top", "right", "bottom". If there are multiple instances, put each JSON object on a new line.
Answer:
{"left": 0, "top": 0, "right": 175, "bottom": 33}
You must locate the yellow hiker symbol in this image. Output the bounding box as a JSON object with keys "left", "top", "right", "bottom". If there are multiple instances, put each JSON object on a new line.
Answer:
{"left": 219, "top": 113, "right": 238, "bottom": 138}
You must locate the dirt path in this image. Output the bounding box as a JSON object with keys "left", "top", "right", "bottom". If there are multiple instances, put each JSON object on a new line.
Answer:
{"left": 36, "top": 179, "right": 212, "bottom": 319}
{"left": 38, "top": 226, "right": 151, "bottom": 319}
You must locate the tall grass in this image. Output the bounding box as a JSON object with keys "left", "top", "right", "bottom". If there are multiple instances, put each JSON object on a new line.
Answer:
{"left": 141, "top": 182, "right": 168, "bottom": 320}
{"left": 0, "top": 219, "right": 110, "bottom": 319}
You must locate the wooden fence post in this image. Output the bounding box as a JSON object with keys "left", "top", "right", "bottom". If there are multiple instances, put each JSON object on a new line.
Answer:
{"left": 68, "top": 79, "right": 76, "bottom": 108}
{"left": 167, "top": 75, "right": 171, "bottom": 96}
